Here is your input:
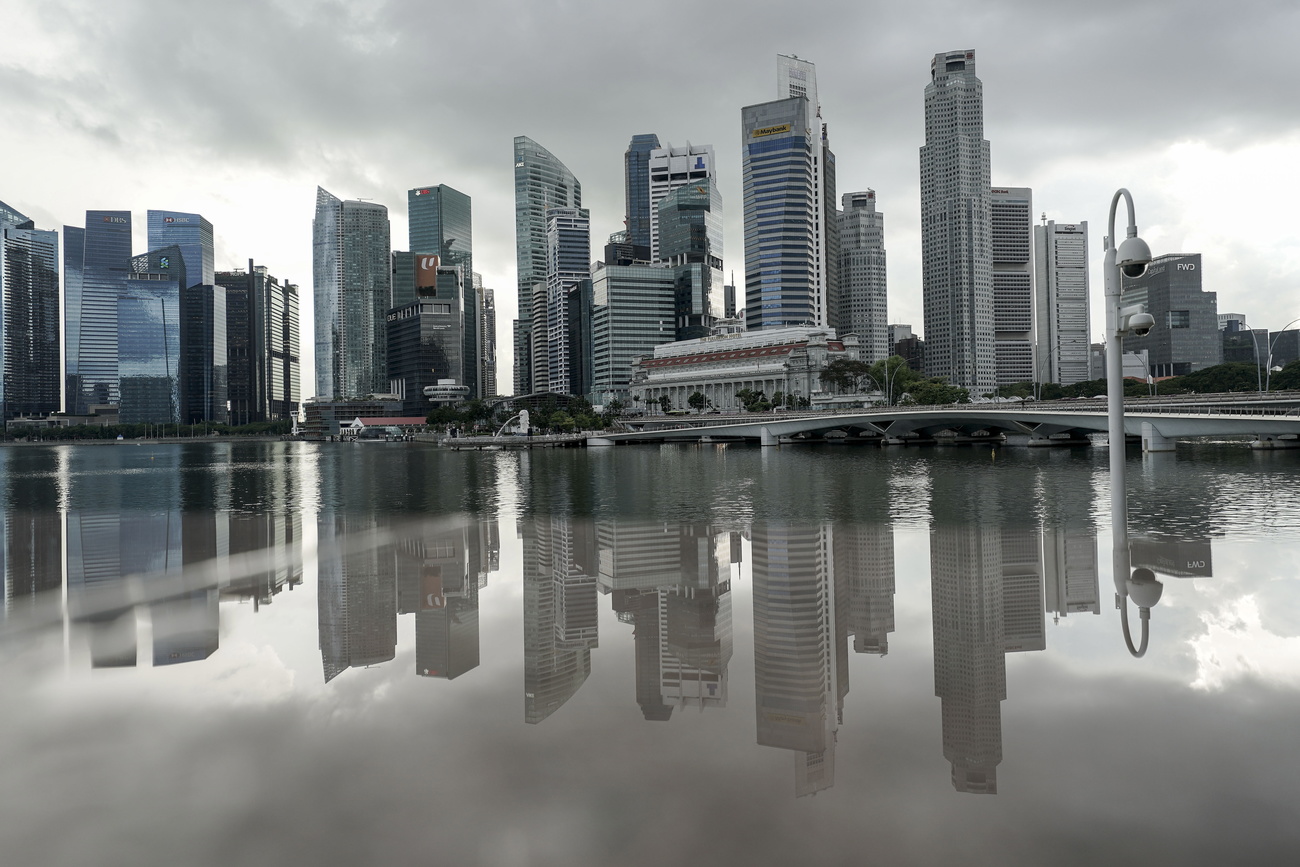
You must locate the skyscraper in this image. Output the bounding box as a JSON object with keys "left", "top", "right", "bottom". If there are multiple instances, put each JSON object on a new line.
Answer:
{"left": 990, "top": 187, "right": 1034, "bottom": 387}
{"left": 658, "top": 178, "right": 725, "bottom": 340}
{"left": 624, "top": 133, "right": 660, "bottom": 252}
{"left": 312, "top": 187, "right": 391, "bottom": 399}
{"left": 479, "top": 280, "right": 497, "bottom": 398}
{"left": 147, "top": 210, "right": 214, "bottom": 287}
{"left": 216, "top": 260, "right": 300, "bottom": 424}
{"left": 407, "top": 184, "right": 479, "bottom": 398}
{"left": 544, "top": 207, "right": 591, "bottom": 394}
{"left": 1120, "top": 253, "right": 1220, "bottom": 377}
{"left": 514, "top": 136, "right": 581, "bottom": 395}
{"left": 920, "top": 50, "right": 994, "bottom": 393}
{"left": 1034, "top": 219, "right": 1091, "bottom": 385}
{"left": 65, "top": 210, "right": 132, "bottom": 414}
{"left": 647, "top": 142, "right": 715, "bottom": 262}
{"left": 0, "top": 200, "right": 60, "bottom": 421}
{"left": 837, "top": 190, "right": 889, "bottom": 361}
{"left": 742, "top": 55, "right": 837, "bottom": 331}
{"left": 119, "top": 246, "right": 184, "bottom": 423}
{"left": 386, "top": 253, "right": 463, "bottom": 416}
{"left": 180, "top": 283, "right": 228, "bottom": 424}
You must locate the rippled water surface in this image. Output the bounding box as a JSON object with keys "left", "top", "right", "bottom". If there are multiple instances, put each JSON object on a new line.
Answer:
{"left": 3, "top": 440, "right": 1300, "bottom": 866}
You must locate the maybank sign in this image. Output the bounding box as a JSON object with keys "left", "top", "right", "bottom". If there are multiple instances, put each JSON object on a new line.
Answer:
{"left": 751, "top": 123, "right": 791, "bottom": 138}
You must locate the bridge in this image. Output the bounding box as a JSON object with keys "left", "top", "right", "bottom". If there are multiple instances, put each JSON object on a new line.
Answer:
{"left": 591, "top": 394, "right": 1300, "bottom": 451}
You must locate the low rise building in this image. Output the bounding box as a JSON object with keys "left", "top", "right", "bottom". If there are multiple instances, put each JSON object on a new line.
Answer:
{"left": 628, "top": 326, "right": 861, "bottom": 412}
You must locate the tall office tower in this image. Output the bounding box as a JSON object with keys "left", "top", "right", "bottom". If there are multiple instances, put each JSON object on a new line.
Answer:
{"left": 514, "top": 136, "right": 581, "bottom": 395}
{"left": 1034, "top": 220, "right": 1091, "bottom": 385}
{"left": 742, "top": 55, "right": 837, "bottom": 331}
{"left": 312, "top": 187, "right": 391, "bottom": 399}
{"left": 624, "top": 133, "right": 661, "bottom": 251}
{"left": 386, "top": 254, "right": 464, "bottom": 416}
{"left": 990, "top": 187, "right": 1034, "bottom": 387}
{"left": 119, "top": 246, "right": 185, "bottom": 424}
{"left": 1000, "top": 525, "right": 1046, "bottom": 653}
{"left": 658, "top": 178, "right": 725, "bottom": 340}
{"left": 522, "top": 516, "right": 595, "bottom": 724}
{"left": 64, "top": 210, "right": 132, "bottom": 414}
{"left": 543, "top": 207, "right": 590, "bottom": 394}
{"left": 181, "top": 283, "right": 228, "bottom": 424}
{"left": 407, "top": 184, "right": 478, "bottom": 398}
{"left": 147, "top": 210, "right": 214, "bottom": 287}
{"left": 837, "top": 190, "right": 889, "bottom": 360}
{"left": 479, "top": 281, "right": 497, "bottom": 397}
{"left": 1120, "top": 253, "right": 1220, "bottom": 377}
{"left": 216, "top": 260, "right": 301, "bottom": 423}
{"left": 920, "top": 50, "right": 994, "bottom": 393}
{"left": 0, "top": 201, "right": 60, "bottom": 420}
{"left": 647, "top": 141, "right": 715, "bottom": 262}
{"left": 590, "top": 261, "right": 676, "bottom": 403}
{"left": 751, "top": 521, "right": 845, "bottom": 797}
{"left": 778, "top": 55, "right": 838, "bottom": 330}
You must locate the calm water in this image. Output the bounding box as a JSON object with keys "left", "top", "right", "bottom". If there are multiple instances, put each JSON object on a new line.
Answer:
{"left": 3, "top": 440, "right": 1300, "bottom": 865}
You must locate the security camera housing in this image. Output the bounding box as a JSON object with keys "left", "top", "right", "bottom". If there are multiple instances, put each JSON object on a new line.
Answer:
{"left": 1127, "top": 312, "right": 1156, "bottom": 338}
{"left": 1121, "top": 261, "right": 1148, "bottom": 279}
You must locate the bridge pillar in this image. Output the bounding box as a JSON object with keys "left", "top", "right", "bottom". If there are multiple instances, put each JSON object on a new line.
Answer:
{"left": 1141, "top": 422, "right": 1175, "bottom": 453}
{"left": 760, "top": 426, "right": 778, "bottom": 447}
{"left": 586, "top": 437, "right": 616, "bottom": 447}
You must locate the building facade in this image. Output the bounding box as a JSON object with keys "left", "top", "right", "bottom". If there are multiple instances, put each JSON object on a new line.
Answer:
{"left": 119, "top": 246, "right": 184, "bottom": 424}
{"left": 837, "top": 190, "right": 888, "bottom": 361}
{"left": 1034, "top": 220, "right": 1091, "bottom": 385}
{"left": 920, "top": 50, "right": 994, "bottom": 393}
{"left": 544, "top": 207, "right": 590, "bottom": 394}
{"left": 479, "top": 280, "right": 497, "bottom": 398}
{"left": 624, "top": 134, "right": 661, "bottom": 252}
{"left": 1120, "top": 253, "right": 1221, "bottom": 377}
{"left": 65, "top": 210, "right": 132, "bottom": 414}
{"left": 647, "top": 142, "right": 715, "bottom": 262}
{"left": 407, "top": 184, "right": 479, "bottom": 398}
{"left": 313, "top": 187, "right": 390, "bottom": 399}
{"left": 147, "top": 210, "right": 214, "bottom": 287}
{"left": 216, "top": 260, "right": 301, "bottom": 424}
{"left": 589, "top": 261, "right": 677, "bottom": 404}
{"left": 180, "top": 283, "right": 228, "bottom": 424}
{"left": 629, "top": 326, "right": 861, "bottom": 412}
{"left": 990, "top": 187, "right": 1034, "bottom": 387}
{"left": 514, "top": 136, "right": 581, "bottom": 396}
{"left": 658, "top": 178, "right": 725, "bottom": 341}
{"left": 386, "top": 254, "right": 464, "bottom": 417}
{"left": 0, "top": 201, "right": 60, "bottom": 421}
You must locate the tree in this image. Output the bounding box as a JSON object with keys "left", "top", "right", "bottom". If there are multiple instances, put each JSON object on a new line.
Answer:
{"left": 903, "top": 378, "right": 971, "bottom": 406}
{"left": 658, "top": 394, "right": 673, "bottom": 414}
{"left": 549, "top": 411, "right": 576, "bottom": 432}
{"left": 688, "top": 391, "right": 709, "bottom": 413}
{"left": 819, "top": 358, "right": 874, "bottom": 393}
{"left": 869, "top": 356, "right": 923, "bottom": 405}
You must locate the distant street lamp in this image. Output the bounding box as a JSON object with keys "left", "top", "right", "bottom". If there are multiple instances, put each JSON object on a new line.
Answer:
{"left": 1265, "top": 316, "right": 1300, "bottom": 392}
{"left": 1103, "top": 188, "right": 1156, "bottom": 657}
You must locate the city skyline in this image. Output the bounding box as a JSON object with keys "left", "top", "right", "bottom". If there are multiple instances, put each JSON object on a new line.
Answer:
{"left": 3, "top": 3, "right": 1298, "bottom": 395}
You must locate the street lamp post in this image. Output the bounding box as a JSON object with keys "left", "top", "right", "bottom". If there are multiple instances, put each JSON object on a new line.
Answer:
{"left": 1265, "top": 317, "right": 1300, "bottom": 392}
{"left": 1103, "top": 188, "right": 1156, "bottom": 657}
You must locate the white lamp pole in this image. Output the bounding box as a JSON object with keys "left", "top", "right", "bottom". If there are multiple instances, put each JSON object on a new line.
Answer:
{"left": 1103, "top": 188, "right": 1156, "bottom": 657}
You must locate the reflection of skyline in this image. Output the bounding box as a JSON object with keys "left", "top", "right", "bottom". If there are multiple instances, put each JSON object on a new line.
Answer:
{"left": 318, "top": 514, "right": 398, "bottom": 683}
{"left": 752, "top": 522, "right": 846, "bottom": 798}
{"left": 522, "top": 516, "right": 596, "bottom": 724}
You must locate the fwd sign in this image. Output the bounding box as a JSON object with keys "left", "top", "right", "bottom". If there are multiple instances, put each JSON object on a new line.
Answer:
{"left": 1177, "top": 263, "right": 1196, "bottom": 270}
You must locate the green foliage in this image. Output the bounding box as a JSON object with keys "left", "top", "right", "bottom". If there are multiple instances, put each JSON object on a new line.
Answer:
{"left": 688, "top": 391, "right": 709, "bottom": 412}
{"left": 901, "top": 378, "right": 971, "bottom": 406}
{"left": 818, "top": 358, "right": 874, "bottom": 393}
{"left": 735, "top": 388, "right": 771, "bottom": 413}
{"left": 657, "top": 395, "right": 673, "bottom": 413}
{"left": 1271, "top": 360, "right": 1300, "bottom": 390}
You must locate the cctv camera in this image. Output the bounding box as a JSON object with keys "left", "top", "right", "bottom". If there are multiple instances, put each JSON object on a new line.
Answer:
{"left": 1116, "top": 235, "right": 1153, "bottom": 280}
{"left": 1128, "top": 313, "right": 1155, "bottom": 338}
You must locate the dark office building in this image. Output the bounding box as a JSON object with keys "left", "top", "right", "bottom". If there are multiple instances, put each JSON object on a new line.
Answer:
{"left": 408, "top": 185, "right": 477, "bottom": 398}
{"left": 0, "top": 200, "right": 60, "bottom": 421}
{"left": 181, "top": 284, "right": 228, "bottom": 423}
{"left": 564, "top": 278, "right": 594, "bottom": 398}
{"left": 217, "top": 260, "right": 301, "bottom": 424}
{"left": 119, "top": 246, "right": 185, "bottom": 424}
{"left": 1121, "top": 253, "right": 1220, "bottom": 377}
{"left": 65, "top": 210, "right": 132, "bottom": 414}
{"left": 658, "top": 178, "right": 725, "bottom": 341}
{"left": 387, "top": 253, "right": 464, "bottom": 416}
{"left": 624, "top": 134, "right": 661, "bottom": 251}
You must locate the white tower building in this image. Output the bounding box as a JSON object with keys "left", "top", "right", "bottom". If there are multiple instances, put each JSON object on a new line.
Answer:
{"left": 920, "top": 50, "right": 994, "bottom": 393}
{"left": 647, "top": 142, "right": 715, "bottom": 262}
{"left": 991, "top": 187, "right": 1034, "bottom": 387}
{"left": 1034, "top": 219, "right": 1091, "bottom": 385}
{"left": 837, "top": 190, "right": 889, "bottom": 360}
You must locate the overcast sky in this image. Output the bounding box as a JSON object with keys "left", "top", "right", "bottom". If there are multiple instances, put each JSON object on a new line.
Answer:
{"left": 3, "top": 0, "right": 1299, "bottom": 395}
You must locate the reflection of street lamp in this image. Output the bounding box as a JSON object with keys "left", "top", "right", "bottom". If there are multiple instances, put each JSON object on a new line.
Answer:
{"left": 1103, "top": 189, "right": 1155, "bottom": 658}
{"left": 1265, "top": 316, "right": 1300, "bottom": 392}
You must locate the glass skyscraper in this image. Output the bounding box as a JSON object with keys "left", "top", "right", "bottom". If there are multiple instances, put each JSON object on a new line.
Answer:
{"left": 181, "top": 283, "right": 227, "bottom": 424}
{"left": 386, "top": 253, "right": 463, "bottom": 416}
{"left": 313, "top": 187, "right": 391, "bottom": 399}
{"left": 0, "top": 200, "right": 60, "bottom": 421}
{"left": 514, "top": 136, "right": 580, "bottom": 395}
{"left": 65, "top": 210, "right": 132, "bottom": 414}
{"left": 147, "top": 210, "right": 214, "bottom": 287}
{"left": 544, "top": 208, "right": 590, "bottom": 395}
{"left": 217, "top": 260, "right": 301, "bottom": 424}
{"left": 657, "top": 178, "right": 725, "bottom": 341}
{"left": 624, "top": 134, "right": 660, "bottom": 251}
{"left": 119, "top": 246, "right": 184, "bottom": 424}
{"left": 407, "top": 184, "right": 478, "bottom": 398}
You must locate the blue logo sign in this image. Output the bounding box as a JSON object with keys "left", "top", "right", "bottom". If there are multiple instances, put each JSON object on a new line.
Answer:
{"left": 694, "top": 156, "right": 706, "bottom": 170}
{"left": 159, "top": 256, "right": 170, "bottom": 269}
